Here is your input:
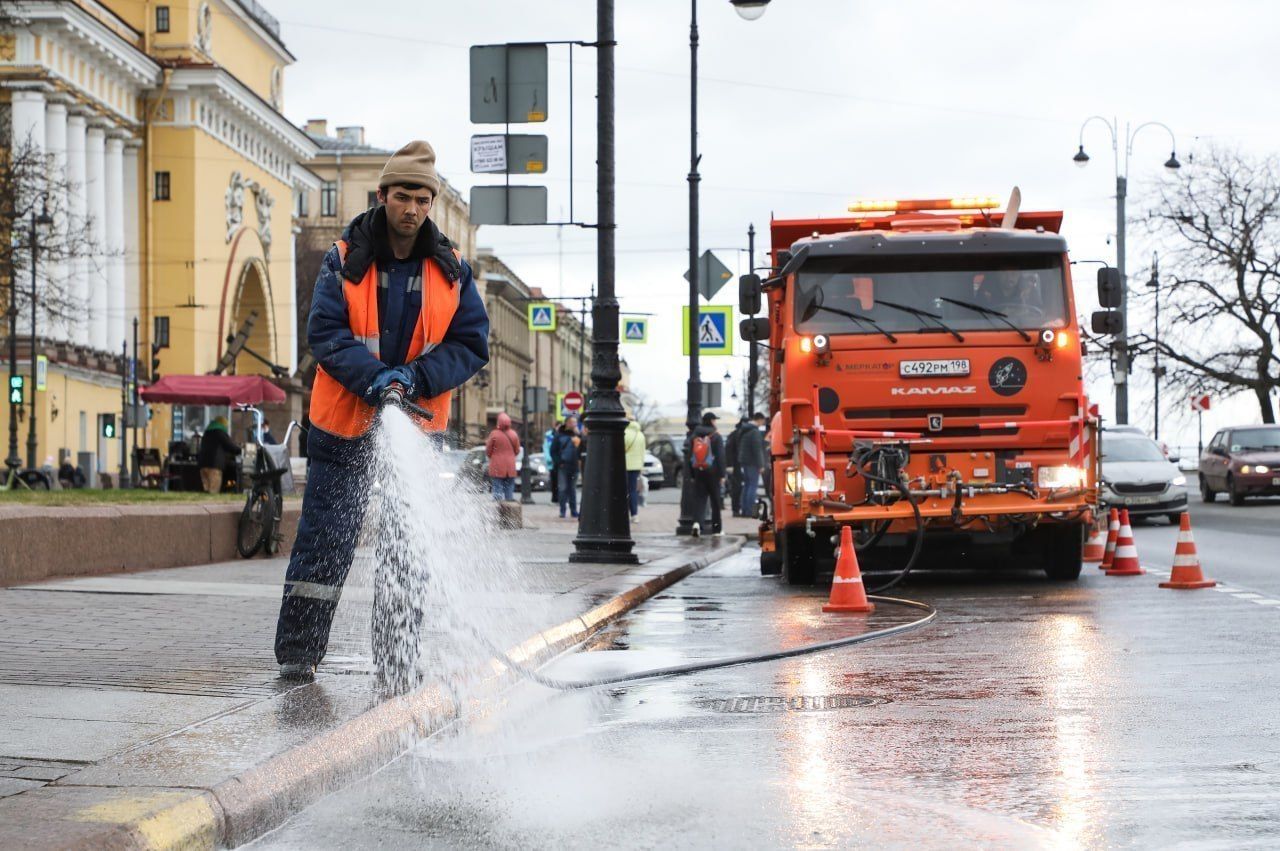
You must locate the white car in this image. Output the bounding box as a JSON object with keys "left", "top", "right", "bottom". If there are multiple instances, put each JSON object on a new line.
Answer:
{"left": 1099, "top": 432, "right": 1188, "bottom": 524}
{"left": 643, "top": 452, "right": 665, "bottom": 488}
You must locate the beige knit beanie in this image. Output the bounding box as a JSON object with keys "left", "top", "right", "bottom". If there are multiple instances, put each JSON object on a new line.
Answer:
{"left": 378, "top": 140, "right": 442, "bottom": 197}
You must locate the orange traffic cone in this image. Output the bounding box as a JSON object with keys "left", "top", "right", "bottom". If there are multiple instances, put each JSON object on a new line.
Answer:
{"left": 1104, "top": 508, "right": 1146, "bottom": 576}
{"left": 1083, "top": 520, "right": 1107, "bottom": 563}
{"left": 1099, "top": 508, "right": 1120, "bottom": 570}
{"left": 823, "top": 526, "right": 875, "bottom": 614}
{"left": 1160, "top": 513, "right": 1216, "bottom": 589}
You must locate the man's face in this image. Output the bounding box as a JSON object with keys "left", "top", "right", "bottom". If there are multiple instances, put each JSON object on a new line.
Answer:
{"left": 379, "top": 185, "right": 434, "bottom": 239}
{"left": 566, "top": 416, "right": 578, "bottom": 430}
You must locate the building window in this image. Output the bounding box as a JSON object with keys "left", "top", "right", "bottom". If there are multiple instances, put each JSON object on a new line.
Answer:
{"left": 154, "top": 316, "right": 170, "bottom": 348}
{"left": 294, "top": 189, "right": 308, "bottom": 218}
{"left": 320, "top": 181, "right": 337, "bottom": 217}
{"left": 154, "top": 171, "right": 170, "bottom": 201}
{"left": 156, "top": 6, "right": 170, "bottom": 32}
{"left": 367, "top": 190, "right": 380, "bottom": 209}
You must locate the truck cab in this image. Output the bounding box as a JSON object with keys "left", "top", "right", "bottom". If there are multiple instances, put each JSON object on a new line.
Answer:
{"left": 742, "top": 197, "right": 1099, "bottom": 585}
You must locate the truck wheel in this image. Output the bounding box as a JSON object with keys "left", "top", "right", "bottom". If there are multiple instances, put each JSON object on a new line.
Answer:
{"left": 781, "top": 528, "right": 817, "bottom": 586}
{"left": 1043, "top": 525, "right": 1083, "bottom": 581}
{"left": 759, "top": 549, "right": 782, "bottom": 576}
{"left": 1199, "top": 474, "right": 1216, "bottom": 503}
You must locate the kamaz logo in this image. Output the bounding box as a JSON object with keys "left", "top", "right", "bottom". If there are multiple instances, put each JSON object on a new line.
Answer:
{"left": 890, "top": 385, "right": 977, "bottom": 396}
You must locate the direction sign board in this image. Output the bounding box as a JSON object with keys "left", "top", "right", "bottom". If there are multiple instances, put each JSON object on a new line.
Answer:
{"left": 36, "top": 354, "right": 47, "bottom": 391}
{"left": 622, "top": 317, "right": 648, "bottom": 344}
{"left": 470, "top": 186, "right": 548, "bottom": 225}
{"left": 682, "top": 305, "right": 734, "bottom": 356}
{"left": 527, "top": 302, "right": 557, "bottom": 332}
{"left": 1190, "top": 394, "right": 1211, "bottom": 412}
{"left": 470, "top": 134, "right": 549, "bottom": 175}
{"left": 683, "top": 250, "right": 734, "bottom": 301}
{"left": 563, "top": 391, "right": 585, "bottom": 413}
{"left": 470, "top": 44, "right": 549, "bottom": 124}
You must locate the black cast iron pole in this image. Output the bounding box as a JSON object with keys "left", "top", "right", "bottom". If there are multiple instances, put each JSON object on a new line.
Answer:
{"left": 570, "top": 0, "right": 636, "bottom": 564}
{"left": 5, "top": 253, "right": 19, "bottom": 471}
{"left": 520, "top": 372, "right": 533, "bottom": 504}
{"left": 25, "top": 215, "right": 39, "bottom": 470}
{"left": 747, "top": 222, "right": 757, "bottom": 418}
{"left": 675, "top": 0, "right": 703, "bottom": 536}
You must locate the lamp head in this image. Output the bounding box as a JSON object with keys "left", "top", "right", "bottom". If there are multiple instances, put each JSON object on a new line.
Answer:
{"left": 1073, "top": 145, "right": 1090, "bottom": 169}
{"left": 730, "top": 0, "right": 770, "bottom": 21}
{"left": 1164, "top": 151, "right": 1181, "bottom": 171}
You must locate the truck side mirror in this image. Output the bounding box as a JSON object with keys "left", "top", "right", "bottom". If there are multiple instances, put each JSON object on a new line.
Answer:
{"left": 739, "top": 273, "right": 762, "bottom": 316}
{"left": 740, "top": 317, "right": 770, "bottom": 342}
{"left": 1091, "top": 310, "right": 1124, "bottom": 335}
{"left": 1097, "top": 267, "right": 1122, "bottom": 308}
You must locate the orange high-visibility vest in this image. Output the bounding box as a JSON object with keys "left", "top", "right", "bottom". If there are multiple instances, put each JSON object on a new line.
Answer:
{"left": 309, "top": 240, "right": 460, "bottom": 438}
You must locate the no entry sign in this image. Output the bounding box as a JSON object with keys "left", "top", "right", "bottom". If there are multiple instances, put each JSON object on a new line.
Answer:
{"left": 563, "top": 391, "right": 584, "bottom": 413}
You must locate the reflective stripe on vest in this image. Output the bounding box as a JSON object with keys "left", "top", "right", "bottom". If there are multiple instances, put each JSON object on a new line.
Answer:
{"left": 309, "top": 239, "right": 461, "bottom": 438}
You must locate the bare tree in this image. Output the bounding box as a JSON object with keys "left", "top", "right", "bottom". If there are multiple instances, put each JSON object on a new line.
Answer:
{"left": 623, "top": 389, "right": 664, "bottom": 438}
{"left": 1137, "top": 147, "right": 1280, "bottom": 423}
{"left": 1, "top": 130, "right": 99, "bottom": 335}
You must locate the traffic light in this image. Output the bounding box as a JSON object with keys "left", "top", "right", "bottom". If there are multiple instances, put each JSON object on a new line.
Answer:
{"left": 8, "top": 375, "right": 23, "bottom": 406}
{"left": 101, "top": 414, "right": 116, "bottom": 439}
{"left": 150, "top": 341, "right": 162, "bottom": 381}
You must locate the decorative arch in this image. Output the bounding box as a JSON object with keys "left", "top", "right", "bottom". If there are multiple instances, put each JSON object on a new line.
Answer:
{"left": 217, "top": 226, "right": 278, "bottom": 372}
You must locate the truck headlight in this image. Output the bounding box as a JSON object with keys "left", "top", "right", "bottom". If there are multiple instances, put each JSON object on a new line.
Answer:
{"left": 1037, "top": 465, "right": 1086, "bottom": 489}
{"left": 785, "top": 469, "right": 835, "bottom": 494}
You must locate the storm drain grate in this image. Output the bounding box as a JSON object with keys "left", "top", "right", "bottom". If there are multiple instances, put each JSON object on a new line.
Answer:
{"left": 698, "top": 694, "right": 884, "bottom": 713}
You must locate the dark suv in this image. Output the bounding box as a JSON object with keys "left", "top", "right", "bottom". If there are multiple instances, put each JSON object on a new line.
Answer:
{"left": 1199, "top": 425, "right": 1280, "bottom": 505}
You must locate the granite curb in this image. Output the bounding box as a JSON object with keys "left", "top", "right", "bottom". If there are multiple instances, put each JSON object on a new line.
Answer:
{"left": 40, "top": 536, "right": 746, "bottom": 850}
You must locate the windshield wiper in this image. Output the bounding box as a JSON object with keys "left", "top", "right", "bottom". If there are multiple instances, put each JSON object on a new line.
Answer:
{"left": 936, "top": 297, "right": 1032, "bottom": 342}
{"left": 874, "top": 300, "right": 965, "bottom": 342}
{"left": 813, "top": 305, "right": 898, "bottom": 343}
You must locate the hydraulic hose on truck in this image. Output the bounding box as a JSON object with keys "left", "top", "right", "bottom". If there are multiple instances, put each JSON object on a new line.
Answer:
{"left": 847, "top": 444, "right": 927, "bottom": 594}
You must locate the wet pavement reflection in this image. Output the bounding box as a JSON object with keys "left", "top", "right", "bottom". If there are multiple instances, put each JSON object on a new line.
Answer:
{"left": 254, "top": 549, "right": 1280, "bottom": 849}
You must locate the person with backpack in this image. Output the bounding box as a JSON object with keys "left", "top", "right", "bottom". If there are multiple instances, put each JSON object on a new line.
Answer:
{"left": 553, "top": 417, "right": 582, "bottom": 519}
{"left": 688, "top": 411, "right": 725, "bottom": 534}
{"left": 484, "top": 412, "right": 521, "bottom": 501}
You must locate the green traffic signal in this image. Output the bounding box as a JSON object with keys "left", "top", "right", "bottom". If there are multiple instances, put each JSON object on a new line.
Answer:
{"left": 101, "top": 414, "right": 116, "bottom": 439}
{"left": 8, "top": 375, "right": 23, "bottom": 405}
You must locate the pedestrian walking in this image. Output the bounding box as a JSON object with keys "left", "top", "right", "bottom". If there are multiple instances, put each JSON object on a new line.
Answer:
{"left": 553, "top": 418, "right": 582, "bottom": 518}
{"left": 544, "top": 424, "right": 559, "bottom": 504}
{"left": 725, "top": 417, "right": 745, "bottom": 516}
{"left": 485, "top": 412, "right": 520, "bottom": 501}
{"left": 689, "top": 411, "right": 725, "bottom": 534}
{"left": 260, "top": 420, "right": 280, "bottom": 445}
{"left": 273, "top": 140, "right": 490, "bottom": 683}
{"left": 738, "top": 412, "right": 767, "bottom": 518}
{"left": 197, "top": 416, "right": 240, "bottom": 494}
{"left": 624, "top": 418, "right": 647, "bottom": 522}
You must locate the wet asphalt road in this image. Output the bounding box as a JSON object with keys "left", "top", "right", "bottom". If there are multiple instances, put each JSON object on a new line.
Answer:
{"left": 254, "top": 525, "right": 1280, "bottom": 849}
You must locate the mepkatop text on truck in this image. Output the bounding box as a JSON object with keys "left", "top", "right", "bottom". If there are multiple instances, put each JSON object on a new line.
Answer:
{"left": 739, "top": 192, "right": 1121, "bottom": 586}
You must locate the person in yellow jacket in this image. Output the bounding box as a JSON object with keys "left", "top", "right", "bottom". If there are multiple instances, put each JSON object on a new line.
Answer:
{"left": 624, "top": 419, "right": 647, "bottom": 522}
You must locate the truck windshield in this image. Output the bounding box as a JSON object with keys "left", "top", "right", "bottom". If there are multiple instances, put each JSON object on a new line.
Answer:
{"left": 794, "top": 253, "right": 1069, "bottom": 336}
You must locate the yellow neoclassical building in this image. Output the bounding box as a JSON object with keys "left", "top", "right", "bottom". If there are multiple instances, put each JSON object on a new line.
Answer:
{"left": 1, "top": 0, "right": 316, "bottom": 481}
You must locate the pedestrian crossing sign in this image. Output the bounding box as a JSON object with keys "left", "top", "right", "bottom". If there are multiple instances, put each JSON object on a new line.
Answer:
{"left": 622, "top": 317, "right": 648, "bottom": 344}
{"left": 681, "top": 305, "right": 734, "bottom": 356}
{"left": 527, "top": 302, "right": 557, "bottom": 332}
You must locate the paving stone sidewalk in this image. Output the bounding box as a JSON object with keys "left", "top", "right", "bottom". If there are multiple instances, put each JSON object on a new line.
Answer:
{"left": 0, "top": 500, "right": 746, "bottom": 848}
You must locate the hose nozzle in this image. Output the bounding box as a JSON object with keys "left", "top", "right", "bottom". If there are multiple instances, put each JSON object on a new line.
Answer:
{"left": 379, "top": 383, "right": 434, "bottom": 421}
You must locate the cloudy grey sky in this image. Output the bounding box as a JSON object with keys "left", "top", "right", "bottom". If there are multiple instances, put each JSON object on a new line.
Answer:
{"left": 270, "top": 0, "right": 1277, "bottom": 446}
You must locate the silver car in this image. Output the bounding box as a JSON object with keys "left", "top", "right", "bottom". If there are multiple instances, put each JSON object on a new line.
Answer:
{"left": 1099, "top": 432, "right": 1188, "bottom": 524}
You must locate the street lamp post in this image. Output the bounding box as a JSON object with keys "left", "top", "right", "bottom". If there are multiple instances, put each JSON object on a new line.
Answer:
{"left": 519, "top": 373, "right": 533, "bottom": 505}
{"left": 746, "top": 222, "right": 757, "bottom": 417}
{"left": 676, "top": 0, "right": 771, "bottom": 536}
{"left": 1072, "top": 116, "right": 1180, "bottom": 425}
{"left": 570, "top": 0, "right": 636, "bottom": 564}
{"left": 1147, "top": 252, "right": 1163, "bottom": 441}
{"left": 25, "top": 207, "right": 52, "bottom": 471}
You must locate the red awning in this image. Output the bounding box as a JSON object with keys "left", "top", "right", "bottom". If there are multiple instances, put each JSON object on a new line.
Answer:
{"left": 140, "top": 375, "right": 286, "bottom": 406}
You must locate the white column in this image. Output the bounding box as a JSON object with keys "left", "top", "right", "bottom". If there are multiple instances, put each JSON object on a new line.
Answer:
{"left": 85, "top": 123, "right": 109, "bottom": 352}
{"left": 123, "top": 142, "right": 141, "bottom": 336}
{"left": 44, "top": 100, "right": 69, "bottom": 343}
{"left": 10, "top": 88, "right": 46, "bottom": 337}
{"left": 65, "top": 112, "right": 90, "bottom": 348}
{"left": 104, "top": 134, "right": 127, "bottom": 349}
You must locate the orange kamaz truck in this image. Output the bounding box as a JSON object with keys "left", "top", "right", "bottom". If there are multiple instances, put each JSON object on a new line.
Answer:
{"left": 739, "top": 195, "right": 1103, "bottom": 585}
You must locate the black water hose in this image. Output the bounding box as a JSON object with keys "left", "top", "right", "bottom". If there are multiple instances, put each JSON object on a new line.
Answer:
{"left": 848, "top": 445, "right": 926, "bottom": 594}
{"left": 380, "top": 384, "right": 434, "bottom": 421}
{"left": 471, "top": 595, "right": 936, "bottom": 691}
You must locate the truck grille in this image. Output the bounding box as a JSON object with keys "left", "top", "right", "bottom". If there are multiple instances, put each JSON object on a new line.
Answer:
{"left": 843, "top": 405, "right": 1028, "bottom": 420}
{"left": 1110, "top": 482, "right": 1167, "bottom": 495}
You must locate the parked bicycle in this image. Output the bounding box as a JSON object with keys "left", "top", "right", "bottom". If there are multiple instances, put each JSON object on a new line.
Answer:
{"left": 234, "top": 405, "right": 301, "bottom": 558}
{"left": 1, "top": 463, "right": 50, "bottom": 491}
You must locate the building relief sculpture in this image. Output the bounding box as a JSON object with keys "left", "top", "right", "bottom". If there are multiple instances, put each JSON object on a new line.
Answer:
{"left": 226, "top": 171, "right": 274, "bottom": 257}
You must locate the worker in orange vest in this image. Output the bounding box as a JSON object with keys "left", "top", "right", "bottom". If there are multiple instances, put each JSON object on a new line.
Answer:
{"left": 275, "top": 141, "right": 489, "bottom": 682}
